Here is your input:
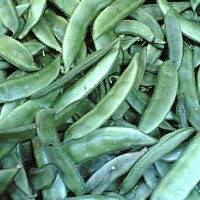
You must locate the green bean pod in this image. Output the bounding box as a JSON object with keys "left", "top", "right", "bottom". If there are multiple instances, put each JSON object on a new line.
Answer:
{"left": 0, "top": 166, "right": 22, "bottom": 195}
{"left": 86, "top": 151, "right": 146, "bottom": 194}
{"left": 125, "top": 181, "right": 152, "bottom": 200}
{"left": 0, "top": 57, "right": 60, "bottom": 103}
{"left": 64, "top": 195, "right": 126, "bottom": 200}
{"left": 64, "top": 51, "right": 139, "bottom": 141}
{"left": 140, "top": 2, "right": 191, "bottom": 21}
{"left": 19, "top": 0, "right": 47, "bottom": 39}
{"left": 165, "top": 9, "right": 183, "bottom": 69}
{"left": 30, "top": 164, "right": 58, "bottom": 191}
{"left": 32, "top": 16, "right": 61, "bottom": 52}
{"left": 93, "top": 0, "right": 145, "bottom": 40}
{"left": 16, "top": 3, "right": 30, "bottom": 17}
{"left": 63, "top": 127, "right": 157, "bottom": 164}
{"left": 36, "top": 109, "right": 86, "bottom": 195}
{"left": 0, "top": 35, "right": 38, "bottom": 71}
{"left": 157, "top": 0, "right": 200, "bottom": 43}
{"left": 193, "top": 46, "right": 200, "bottom": 68}
{"left": 119, "top": 127, "right": 194, "bottom": 194}
{"left": 62, "top": 0, "right": 115, "bottom": 73}
{"left": 131, "top": 8, "right": 165, "bottom": 42}
{"left": 0, "top": 0, "right": 20, "bottom": 35}
{"left": 138, "top": 60, "right": 178, "bottom": 134}
{"left": 151, "top": 132, "right": 200, "bottom": 200}
{"left": 54, "top": 40, "right": 120, "bottom": 112}
{"left": 31, "top": 38, "right": 119, "bottom": 99}
{"left": 143, "top": 165, "right": 160, "bottom": 190}
{"left": 23, "top": 40, "right": 46, "bottom": 56}
{"left": 115, "top": 20, "right": 154, "bottom": 42}
{"left": 49, "top": 0, "right": 80, "bottom": 17}
{"left": 179, "top": 44, "right": 200, "bottom": 130}
{"left": 191, "top": 0, "right": 200, "bottom": 12}
{"left": 32, "top": 137, "right": 67, "bottom": 199}
{"left": 0, "top": 89, "right": 60, "bottom": 129}
{"left": 45, "top": 11, "right": 68, "bottom": 43}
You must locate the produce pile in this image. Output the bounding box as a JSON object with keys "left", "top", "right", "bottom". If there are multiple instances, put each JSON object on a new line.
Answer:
{"left": 0, "top": 0, "right": 200, "bottom": 199}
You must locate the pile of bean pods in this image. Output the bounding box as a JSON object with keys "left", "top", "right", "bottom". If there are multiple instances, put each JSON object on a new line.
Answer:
{"left": 1, "top": 0, "right": 200, "bottom": 199}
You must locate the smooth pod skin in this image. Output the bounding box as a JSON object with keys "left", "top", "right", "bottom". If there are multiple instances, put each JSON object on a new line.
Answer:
{"left": 86, "top": 151, "right": 146, "bottom": 194}
{"left": 23, "top": 40, "right": 46, "bottom": 56}
{"left": 64, "top": 52, "right": 139, "bottom": 141}
{"left": 32, "top": 137, "right": 67, "bottom": 199}
{"left": 36, "top": 109, "right": 86, "bottom": 195}
{"left": 130, "top": 8, "right": 165, "bottom": 42}
{"left": 138, "top": 60, "right": 178, "bottom": 134}
{"left": 32, "top": 16, "right": 61, "bottom": 52}
{"left": 49, "top": 0, "right": 80, "bottom": 17}
{"left": 125, "top": 181, "right": 152, "bottom": 200}
{"left": 157, "top": 0, "right": 200, "bottom": 43}
{"left": 191, "top": 0, "right": 200, "bottom": 11}
{"left": 16, "top": 3, "right": 30, "bottom": 17}
{"left": 115, "top": 20, "right": 154, "bottom": 42}
{"left": 0, "top": 90, "right": 60, "bottom": 129}
{"left": 0, "top": 35, "right": 38, "bottom": 71}
{"left": 19, "top": 0, "right": 47, "bottom": 39}
{"left": 151, "top": 132, "right": 200, "bottom": 200}
{"left": 0, "top": 0, "right": 20, "bottom": 35}
{"left": 45, "top": 11, "right": 68, "bottom": 43}
{"left": 0, "top": 166, "right": 21, "bottom": 195}
{"left": 64, "top": 195, "right": 126, "bottom": 200}
{"left": 63, "top": 127, "right": 157, "bottom": 164}
{"left": 0, "top": 100, "right": 81, "bottom": 143}
{"left": 179, "top": 45, "right": 200, "bottom": 130}
{"left": 140, "top": 2, "right": 191, "bottom": 21}
{"left": 31, "top": 38, "right": 120, "bottom": 99}
{"left": 54, "top": 41, "right": 120, "bottom": 112}
{"left": 165, "top": 9, "right": 183, "bottom": 69}
{"left": 0, "top": 57, "right": 60, "bottom": 103}
{"left": 93, "top": 0, "right": 145, "bottom": 40}
{"left": 119, "top": 127, "right": 195, "bottom": 194}
{"left": 30, "top": 164, "right": 58, "bottom": 190}
{"left": 62, "top": 0, "right": 115, "bottom": 73}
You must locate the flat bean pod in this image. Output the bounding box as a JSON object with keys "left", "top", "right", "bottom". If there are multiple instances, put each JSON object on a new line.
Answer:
{"left": 23, "top": 40, "right": 46, "bottom": 56}
{"left": 49, "top": 0, "right": 80, "bottom": 17}
{"left": 54, "top": 41, "right": 120, "bottom": 112}
{"left": 179, "top": 44, "right": 200, "bottom": 130}
{"left": 63, "top": 127, "right": 157, "bottom": 164}
{"left": 36, "top": 109, "right": 86, "bottom": 195}
{"left": 31, "top": 39, "right": 119, "bottom": 99}
{"left": 119, "top": 127, "right": 195, "bottom": 194}
{"left": 0, "top": 0, "right": 20, "bottom": 35}
{"left": 45, "top": 11, "right": 68, "bottom": 43}
{"left": 157, "top": 0, "right": 200, "bottom": 43}
{"left": 0, "top": 35, "right": 38, "bottom": 71}
{"left": 151, "top": 132, "right": 200, "bottom": 200}
{"left": 115, "top": 20, "right": 154, "bottom": 42}
{"left": 32, "top": 16, "right": 61, "bottom": 52}
{"left": 131, "top": 8, "right": 165, "bottom": 42}
{"left": 138, "top": 60, "right": 178, "bottom": 134}
{"left": 93, "top": 0, "right": 145, "bottom": 40}
{"left": 86, "top": 151, "right": 146, "bottom": 194}
{"left": 64, "top": 195, "right": 126, "bottom": 200}
{"left": 191, "top": 0, "right": 200, "bottom": 12}
{"left": 0, "top": 57, "right": 60, "bottom": 103}
{"left": 32, "top": 137, "right": 67, "bottom": 199}
{"left": 64, "top": 52, "right": 139, "bottom": 141}
{"left": 140, "top": 2, "right": 190, "bottom": 21}
{"left": 19, "top": 0, "right": 47, "bottom": 39}
{"left": 165, "top": 9, "right": 183, "bottom": 69}
{"left": 0, "top": 166, "right": 22, "bottom": 195}
{"left": 62, "top": 0, "right": 115, "bottom": 73}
